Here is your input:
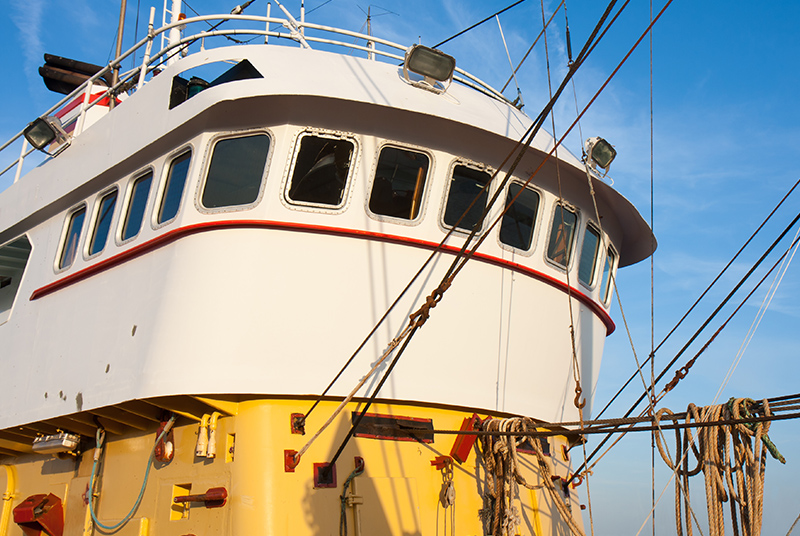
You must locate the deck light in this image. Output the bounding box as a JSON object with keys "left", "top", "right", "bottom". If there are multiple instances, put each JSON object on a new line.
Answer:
{"left": 32, "top": 432, "right": 79, "bottom": 454}
{"left": 585, "top": 136, "right": 616, "bottom": 172}
{"left": 403, "top": 45, "right": 456, "bottom": 93}
{"left": 23, "top": 116, "right": 70, "bottom": 155}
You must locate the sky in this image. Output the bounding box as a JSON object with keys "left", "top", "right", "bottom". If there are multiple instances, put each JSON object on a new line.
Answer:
{"left": 2, "top": 0, "right": 800, "bottom": 534}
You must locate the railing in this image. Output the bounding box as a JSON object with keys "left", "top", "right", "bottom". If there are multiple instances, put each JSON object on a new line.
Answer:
{"left": 0, "top": 10, "right": 513, "bottom": 186}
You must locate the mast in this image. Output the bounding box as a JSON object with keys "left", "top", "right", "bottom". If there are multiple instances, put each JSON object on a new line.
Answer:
{"left": 110, "top": 0, "right": 127, "bottom": 109}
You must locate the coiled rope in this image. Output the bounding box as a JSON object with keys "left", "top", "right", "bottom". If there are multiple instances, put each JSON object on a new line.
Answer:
{"left": 480, "top": 417, "right": 585, "bottom": 536}
{"left": 655, "top": 398, "right": 785, "bottom": 536}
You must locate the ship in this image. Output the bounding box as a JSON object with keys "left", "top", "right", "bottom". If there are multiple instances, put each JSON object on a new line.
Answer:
{"left": 0, "top": 2, "right": 656, "bottom": 535}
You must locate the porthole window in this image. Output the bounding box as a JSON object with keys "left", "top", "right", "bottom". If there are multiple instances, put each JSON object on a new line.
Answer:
{"left": 578, "top": 225, "right": 601, "bottom": 286}
{"left": 287, "top": 134, "right": 354, "bottom": 208}
{"left": 499, "top": 182, "right": 540, "bottom": 250}
{"left": 121, "top": 171, "right": 153, "bottom": 242}
{"left": 202, "top": 134, "right": 270, "bottom": 208}
{"left": 600, "top": 246, "right": 618, "bottom": 304}
{"left": 59, "top": 206, "right": 86, "bottom": 269}
{"left": 369, "top": 146, "right": 429, "bottom": 220}
{"left": 88, "top": 190, "right": 118, "bottom": 256}
{"left": 546, "top": 205, "right": 577, "bottom": 267}
{"left": 158, "top": 150, "right": 192, "bottom": 223}
{"left": 443, "top": 164, "right": 491, "bottom": 232}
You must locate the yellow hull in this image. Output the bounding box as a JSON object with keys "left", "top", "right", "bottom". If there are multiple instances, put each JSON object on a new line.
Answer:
{"left": 1, "top": 397, "right": 584, "bottom": 535}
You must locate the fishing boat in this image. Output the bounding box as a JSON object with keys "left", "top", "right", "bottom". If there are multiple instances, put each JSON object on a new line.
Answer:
{"left": 0, "top": 2, "right": 656, "bottom": 535}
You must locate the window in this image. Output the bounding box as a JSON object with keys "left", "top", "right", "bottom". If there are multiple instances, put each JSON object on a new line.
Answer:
{"left": 59, "top": 206, "right": 86, "bottom": 269}
{"left": 287, "top": 134, "right": 354, "bottom": 207}
{"left": 578, "top": 226, "right": 601, "bottom": 286}
{"left": 121, "top": 172, "right": 153, "bottom": 241}
{"left": 499, "top": 182, "right": 540, "bottom": 250}
{"left": 369, "top": 147, "right": 429, "bottom": 220}
{"left": 88, "top": 190, "right": 118, "bottom": 256}
{"left": 546, "top": 205, "right": 577, "bottom": 267}
{"left": 202, "top": 135, "right": 269, "bottom": 208}
{"left": 158, "top": 151, "right": 191, "bottom": 223}
{"left": 443, "top": 165, "right": 491, "bottom": 232}
{"left": 600, "top": 247, "right": 617, "bottom": 304}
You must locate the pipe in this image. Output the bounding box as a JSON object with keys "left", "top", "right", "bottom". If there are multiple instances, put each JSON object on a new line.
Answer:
{"left": 1, "top": 465, "right": 16, "bottom": 536}
{"left": 195, "top": 414, "right": 210, "bottom": 457}
{"left": 207, "top": 412, "right": 222, "bottom": 458}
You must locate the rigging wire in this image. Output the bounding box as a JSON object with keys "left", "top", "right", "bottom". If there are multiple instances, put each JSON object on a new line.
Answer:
{"left": 433, "top": 0, "right": 529, "bottom": 49}
{"left": 595, "top": 176, "right": 800, "bottom": 420}
{"left": 649, "top": 1, "right": 656, "bottom": 533}
{"left": 570, "top": 227, "right": 800, "bottom": 484}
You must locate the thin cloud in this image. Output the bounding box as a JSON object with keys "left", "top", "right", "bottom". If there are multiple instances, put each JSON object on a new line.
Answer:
{"left": 10, "top": 0, "right": 44, "bottom": 96}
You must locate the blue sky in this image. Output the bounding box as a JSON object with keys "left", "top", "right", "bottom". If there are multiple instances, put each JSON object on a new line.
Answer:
{"left": 3, "top": 0, "right": 800, "bottom": 533}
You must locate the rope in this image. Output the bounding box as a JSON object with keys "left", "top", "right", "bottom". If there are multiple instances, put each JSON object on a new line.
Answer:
{"left": 480, "top": 417, "right": 585, "bottom": 536}
{"left": 339, "top": 463, "right": 365, "bottom": 536}
{"left": 88, "top": 415, "right": 176, "bottom": 532}
{"left": 655, "top": 399, "right": 784, "bottom": 536}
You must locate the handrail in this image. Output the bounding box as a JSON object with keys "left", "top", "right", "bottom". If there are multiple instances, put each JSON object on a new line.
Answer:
{"left": 0, "top": 11, "right": 514, "bottom": 185}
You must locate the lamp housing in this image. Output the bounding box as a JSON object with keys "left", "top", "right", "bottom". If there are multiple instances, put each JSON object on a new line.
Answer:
{"left": 585, "top": 136, "right": 616, "bottom": 171}
{"left": 23, "top": 116, "right": 70, "bottom": 154}
{"left": 403, "top": 45, "right": 456, "bottom": 93}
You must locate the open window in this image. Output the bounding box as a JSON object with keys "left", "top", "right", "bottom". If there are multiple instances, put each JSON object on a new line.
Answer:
{"left": 286, "top": 133, "right": 355, "bottom": 208}
{"left": 546, "top": 204, "right": 577, "bottom": 268}
{"left": 0, "top": 236, "right": 32, "bottom": 325}
{"left": 443, "top": 164, "right": 491, "bottom": 232}
{"left": 368, "top": 146, "right": 429, "bottom": 220}
{"left": 499, "top": 182, "right": 540, "bottom": 251}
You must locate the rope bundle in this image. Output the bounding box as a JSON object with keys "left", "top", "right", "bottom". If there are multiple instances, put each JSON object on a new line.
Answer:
{"left": 655, "top": 398, "right": 785, "bottom": 536}
{"left": 479, "top": 417, "right": 585, "bottom": 536}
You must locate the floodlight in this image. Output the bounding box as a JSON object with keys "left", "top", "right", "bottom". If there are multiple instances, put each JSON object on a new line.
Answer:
{"left": 403, "top": 45, "right": 456, "bottom": 93}
{"left": 32, "top": 432, "right": 80, "bottom": 454}
{"left": 585, "top": 137, "right": 616, "bottom": 171}
{"left": 23, "top": 116, "right": 70, "bottom": 155}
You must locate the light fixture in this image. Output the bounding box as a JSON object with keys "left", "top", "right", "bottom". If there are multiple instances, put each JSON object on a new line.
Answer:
{"left": 585, "top": 136, "right": 616, "bottom": 172}
{"left": 403, "top": 45, "right": 456, "bottom": 93}
{"left": 32, "top": 432, "right": 80, "bottom": 454}
{"left": 23, "top": 116, "right": 70, "bottom": 156}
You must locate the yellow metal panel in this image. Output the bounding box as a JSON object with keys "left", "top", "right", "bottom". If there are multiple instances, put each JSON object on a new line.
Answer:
{"left": 1, "top": 465, "right": 16, "bottom": 536}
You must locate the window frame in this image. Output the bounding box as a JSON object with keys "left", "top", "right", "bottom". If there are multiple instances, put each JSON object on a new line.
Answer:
{"left": 85, "top": 187, "right": 119, "bottom": 260}
{"left": 577, "top": 223, "right": 602, "bottom": 289}
{"left": 600, "top": 244, "right": 619, "bottom": 306}
{"left": 366, "top": 142, "right": 433, "bottom": 226}
{"left": 197, "top": 129, "right": 273, "bottom": 214}
{"left": 497, "top": 180, "right": 542, "bottom": 255}
{"left": 55, "top": 204, "right": 87, "bottom": 273}
{"left": 439, "top": 160, "right": 494, "bottom": 236}
{"left": 282, "top": 129, "right": 359, "bottom": 212}
{"left": 544, "top": 202, "right": 579, "bottom": 271}
{"left": 117, "top": 167, "right": 155, "bottom": 246}
{"left": 153, "top": 146, "right": 193, "bottom": 228}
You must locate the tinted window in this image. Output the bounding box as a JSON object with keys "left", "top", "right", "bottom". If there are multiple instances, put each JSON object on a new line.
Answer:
{"left": 443, "top": 165, "right": 491, "bottom": 232}
{"left": 158, "top": 151, "right": 191, "bottom": 223}
{"left": 202, "top": 135, "right": 270, "bottom": 208}
{"left": 287, "top": 135, "right": 353, "bottom": 206}
{"left": 122, "top": 172, "right": 153, "bottom": 241}
{"left": 546, "top": 205, "right": 577, "bottom": 267}
{"left": 59, "top": 207, "right": 86, "bottom": 269}
{"left": 369, "top": 147, "right": 429, "bottom": 220}
{"left": 600, "top": 247, "right": 617, "bottom": 303}
{"left": 88, "top": 190, "right": 117, "bottom": 256}
{"left": 499, "top": 183, "right": 540, "bottom": 250}
{"left": 578, "top": 226, "right": 601, "bottom": 286}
